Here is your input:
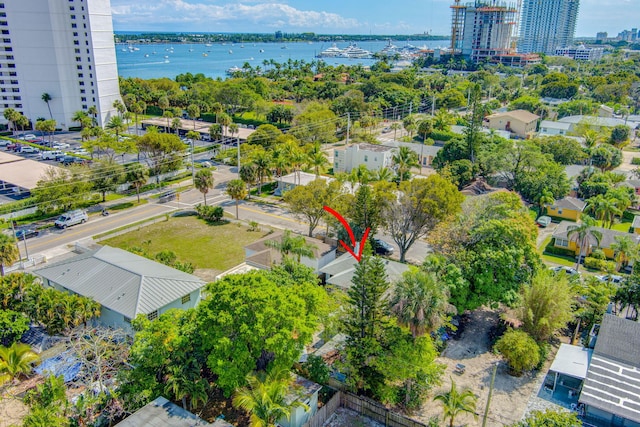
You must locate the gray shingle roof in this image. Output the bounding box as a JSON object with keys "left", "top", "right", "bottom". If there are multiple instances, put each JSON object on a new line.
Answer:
{"left": 550, "top": 196, "right": 586, "bottom": 211}
{"left": 319, "top": 253, "right": 409, "bottom": 289}
{"left": 34, "top": 246, "right": 205, "bottom": 318}
{"left": 633, "top": 216, "right": 640, "bottom": 229}
{"left": 579, "top": 315, "right": 640, "bottom": 423}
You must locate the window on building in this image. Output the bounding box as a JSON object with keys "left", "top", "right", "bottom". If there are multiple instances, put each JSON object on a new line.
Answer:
{"left": 2, "top": 39, "right": 9, "bottom": 43}
{"left": 81, "top": 104, "right": 87, "bottom": 109}
{"left": 69, "top": 6, "right": 75, "bottom": 10}
{"left": 15, "top": 104, "right": 22, "bottom": 108}
{"left": 81, "top": 97, "right": 86, "bottom": 102}
{"left": 75, "top": 48, "right": 80, "bottom": 54}
{"left": 0, "top": 22, "right": 7, "bottom": 27}
{"left": 77, "top": 65, "right": 82, "bottom": 70}
{"left": 147, "top": 310, "right": 158, "bottom": 321}
{"left": 73, "top": 32, "right": 78, "bottom": 36}
{"left": 70, "top": 14, "right": 76, "bottom": 19}
{"left": 71, "top": 23, "right": 77, "bottom": 28}
{"left": 1, "top": 30, "right": 9, "bottom": 35}
{"left": 80, "top": 89, "right": 85, "bottom": 94}
{"left": 364, "top": 155, "right": 368, "bottom": 162}
{"left": 181, "top": 294, "right": 191, "bottom": 304}
{"left": 79, "top": 81, "right": 84, "bottom": 85}
{"left": 75, "top": 57, "right": 81, "bottom": 62}
{"left": 7, "top": 63, "right": 14, "bottom": 68}
{"left": 10, "top": 79, "right": 18, "bottom": 84}
{"left": 78, "top": 73, "right": 83, "bottom": 78}
{"left": 11, "top": 88, "right": 18, "bottom": 93}
{"left": 555, "top": 238, "right": 569, "bottom": 248}
{"left": 74, "top": 40, "right": 79, "bottom": 45}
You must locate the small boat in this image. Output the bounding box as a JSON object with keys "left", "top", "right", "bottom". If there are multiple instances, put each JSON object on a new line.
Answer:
{"left": 281, "top": 45, "right": 288, "bottom": 49}
{"left": 164, "top": 55, "right": 169, "bottom": 59}
{"left": 144, "top": 54, "right": 149, "bottom": 57}
{"left": 205, "top": 43, "right": 212, "bottom": 47}
{"left": 249, "top": 57, "right": 254, "bottom": 60}
{"left": 121, "top": 48, "right": 127, "bottom": 52}
{"left": 164, "top": 59, "right": 170, "bottom": 63}
{"left": 152, "top": 51, "right": 157, "bottom": 55}
{"left": 229, "top": 50, "right": 233, "bottom": 54}
{"left": 189, "top": 48, "right": 194, "bottom": 52}
{"left": 202, "top": 53, "right": 208, "bottom": 57}
{"left": 240, "top": 44, "right": 245, "bottom": 48}
{"left": 226, "top": 66, "right": 242, "bottom": 75}
{"left": 259, "top": 49, "right": 264, "bottom": 53}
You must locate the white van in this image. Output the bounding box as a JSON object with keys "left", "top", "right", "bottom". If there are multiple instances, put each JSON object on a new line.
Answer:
{"left": 41, "top": 150, "right": 64, "bottom": 160}
{"left": 55, "top": 210, "right": 88, "bottom": 229}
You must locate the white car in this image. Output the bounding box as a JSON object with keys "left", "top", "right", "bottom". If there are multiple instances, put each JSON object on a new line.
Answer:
{"left": 72, "top": 148, "right": 89, "bottom": 156}
{"left": 595, "top": 274, "right": 624, "bottom": 285}
{"left": 52, "top": 142, "right": 70, "bottom": 149}
{"left": 19, "top": 146, "right": 40, "bottom": 154}
{"left": 550, "top": 266, "right": 579, "bottom": 276}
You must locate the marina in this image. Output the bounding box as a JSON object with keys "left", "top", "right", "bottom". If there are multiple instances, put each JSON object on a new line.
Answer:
{"left": 115, "top": 39, "right": 444, "bottom": 79}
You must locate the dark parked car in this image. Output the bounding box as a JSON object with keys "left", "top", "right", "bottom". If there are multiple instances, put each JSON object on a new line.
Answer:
{"left": 372, "top": 238, "right": 394, "bottom": 256}
{"left": 15, "top": 228, "right": 39, "bottom": 240}
{"left": 61, "top": 156, "right": 88, "bottom": 166}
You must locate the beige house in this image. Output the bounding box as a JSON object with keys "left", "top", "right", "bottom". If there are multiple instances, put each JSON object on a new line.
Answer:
{"left": 484, "top": 109, "right": 540, "bottom": 139}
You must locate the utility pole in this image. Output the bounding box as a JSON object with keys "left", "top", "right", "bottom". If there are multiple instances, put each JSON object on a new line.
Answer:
{"left": 237, "top": 135, "right": 241, "bottom": 178}
{"left": 432, "top": 93, "right": 436, "bottom": 117}
{"left": 482, "top": 362, "right": 499, "bottom": 427}
{"left": 346, "top": 113, "right": 351, "bottom": 145}
{"left": 191, "top": 140, "right": 196, "bottom": 184}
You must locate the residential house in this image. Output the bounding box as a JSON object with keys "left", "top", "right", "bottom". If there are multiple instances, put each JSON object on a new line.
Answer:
{"left": 115, "top": 396, "right": 232, "bottom": 426}
{"left": 244, "top": 231, "right": 336, "bottom": 274}
{"left": 546, "top": 196, "right": 586, "bottom": 221}
{"left": 274, "top": 171, "right": 329, "bottom": 196}
{"left": 382, "top": 141, "right": 442, "bottom": 169}
{"left": 538, "top": 120, "right": 573, "bottom": 136}
{"left": 540, "top": 344, "right": 592, "bottom": 409}
{"left": 618, "top": 180, "right": 640, "bottom": 197}
{"left": 579, "top": 314, "right": 640, "bottom": 426}
{"left": 557, "top": 115, "right": 640, "bottom": 133}
{"left": 34, "top": 246, "right": 206, "bottom": 331}
{"left": 598, "top": 105, "right": 615, "bottom": 118}
{"left": 484, "top": 110, "right": 540, "bottom": 139}
{"left": 278, "top": 376, "right": 322, "bottom": 427}
{"left": 552, "top": 221, "right": 640, "bottom": 259}
{"left": 320, "top": 252, "right": 409, "bottom": 289}
{"left": 633, "top": 216, "right": 640, "bottom": 235}
{"left": 333, "top": 143, "right": 395, "bottom": 173}
{"left": 451, "top": 125, "right": 511, "bottom": 139}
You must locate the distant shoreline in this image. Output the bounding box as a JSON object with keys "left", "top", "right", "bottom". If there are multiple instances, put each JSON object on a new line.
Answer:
{"left": 114, "top": 32, "right": 450, "bottom": 45}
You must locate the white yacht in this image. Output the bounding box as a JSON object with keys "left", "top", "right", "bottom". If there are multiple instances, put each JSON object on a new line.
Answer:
{"left": 339, "top": 43, "right": 372, "bottom": 59}
{"left": 226, "top": 66, "right": 242, "bottom": 75}
{"left": 317, "top": 43, "right": 343, "bottom": 58}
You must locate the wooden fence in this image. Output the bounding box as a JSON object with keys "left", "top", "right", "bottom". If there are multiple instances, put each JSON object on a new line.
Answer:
{"left": 303, "top": 391, "right": 428, "bottom": 427}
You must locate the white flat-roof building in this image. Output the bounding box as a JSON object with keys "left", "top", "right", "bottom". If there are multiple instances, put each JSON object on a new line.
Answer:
{"left": 555, "top": 45, "right": 604, "bottom": 61}
{"left": 0, "top": 0, "right": 121, "bottom": 130}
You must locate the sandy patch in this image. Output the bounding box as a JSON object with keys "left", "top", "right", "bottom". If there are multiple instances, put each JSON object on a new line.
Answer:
{"left": 414, "top": 308, "right": 545, "bottom": 427}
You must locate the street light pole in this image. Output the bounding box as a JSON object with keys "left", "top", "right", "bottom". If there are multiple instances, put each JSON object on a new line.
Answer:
{"left": 237, "top": 135, "right": 241, "bottom": 178}
{"left": 482, "top": 362, "right": 499, "bottom": 427}
{"left": 191, "top": 140, "right": 195, "bottom": 184}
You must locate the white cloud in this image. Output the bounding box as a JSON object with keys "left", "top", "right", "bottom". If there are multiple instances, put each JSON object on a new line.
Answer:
{"left": 111, "top": 0, "right": 361, "bottom": 31}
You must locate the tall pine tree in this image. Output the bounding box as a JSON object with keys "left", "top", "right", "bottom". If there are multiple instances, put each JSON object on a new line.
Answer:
{"left": 343, "top": 253, "right": 389, "bottom": 393}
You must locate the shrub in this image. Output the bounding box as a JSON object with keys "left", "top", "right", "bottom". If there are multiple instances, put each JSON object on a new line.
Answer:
{"left": 430, "top": 130, "right": 456, "bottom": 142}
{"left": 584, "top": 257, "right": 616, "bottom": 272}
{"left": 544, "top": 241, "right": 575, "bottom": 257}
{"left": 632, "top": 157, "right": 640, "bottom": 166}
{"left": 495, "top": 329, "right": 540, "bottom": 376}
{"left": 195, "top": 204, "right": 224, "bottom": 222}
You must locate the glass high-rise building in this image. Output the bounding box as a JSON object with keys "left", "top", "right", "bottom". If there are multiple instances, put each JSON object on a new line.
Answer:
{"left": 518, "top": 0, "right": 580, "bottom": 55}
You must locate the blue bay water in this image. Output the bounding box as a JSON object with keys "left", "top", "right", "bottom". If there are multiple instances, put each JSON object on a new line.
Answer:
{"left": 115, "top": 40, "right": 447, "bottom": 80}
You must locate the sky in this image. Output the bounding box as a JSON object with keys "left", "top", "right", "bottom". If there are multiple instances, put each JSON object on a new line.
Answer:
{"left": 110, "top": 0, "right": 640, "bottom": 38}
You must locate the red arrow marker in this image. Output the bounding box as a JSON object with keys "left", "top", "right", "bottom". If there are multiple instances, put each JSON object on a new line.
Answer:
{"left": 324, "top": 205, "right": 371, "bottom": 263}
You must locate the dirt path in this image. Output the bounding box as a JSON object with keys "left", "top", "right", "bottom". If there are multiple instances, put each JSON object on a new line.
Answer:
{"left": 414, "top": 308, "right": 544, "bottom": 427}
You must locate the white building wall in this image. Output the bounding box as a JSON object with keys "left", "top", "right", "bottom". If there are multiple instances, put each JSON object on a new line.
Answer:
{"left": 1, "top": 0, "right": 120, "bottom": 130}
{"left": 518, "top": 0, "right": 580, "bottom": 55}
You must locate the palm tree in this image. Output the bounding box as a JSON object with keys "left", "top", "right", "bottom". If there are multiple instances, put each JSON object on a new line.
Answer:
{"left": 194, "top": 169, "right": 214, "bottom": 205}
{"left": 106, "top": 116, "right": 127, "bottom": 140}
{"left": 112, "top": 99, "right": 126, "bottom": 117}
{"left": 0, "top": 342, "right": 40, "bottom": 384}
{"left": 611, "top": 235, "right": 639, "bottom": 272}
{"left": 226, "top": 179, "right": 247, "bottom": 219}
{"left": 537, "top": 189, "right": 555, "bottom": 217}
{"left": 433, "top": 380, "right": 478, "bottom": 427}
{"left": 392, "top": 146, "right": 418, "bottom": 182}
{"left": 130, "top": 102, "right": 143, "bottom": 136}
{"left": 390, "top": 122, "right": 402, "bottom": 140}
{"left": 233, "top": 370, "right": 307, "bottom": 427}
{"left": 218, "top": 113, "right": 232, "bottom": 138}
{"left": 586, "top": 195, "right": 621, "bottom": 229}
{"left": 126, "top": 163, "right": 149, "bottom": 203}
{"left": 3, "top": 108, "right": 20, "bottom": 134}
{"left": 0, "top": 234, "right": 19, "bottom": 277}
{"left": 252, "top": 149, "right": 272, "bottom": 196}
{"left": 390, "top": 269, "right": 450, "bottom": 338}
{"left": 568, "top": 215, "right": 603, "bottom": 271}
{"left": 71, "top": 110, "right": 91, "bottom": 129}
{"left": 162, "top": 110, "right": 174, "bottom": 133}
{"left": 306, "top": 143, "right": 328, "bottom": 177}
{"left": 370, "top": 167, "right": 394, "bottom": 182}
{"left": 265, "top": 230, "right": 317, "bottom": 262}
{"left": 171, "top": 117, "right": 182, "bottom": 135}
{"left": 41, "top": 93, "right": 53, "bottom": 119}
{"left": 187, "top": 104, "right": 200, "bottom": 130}
{"left": 87, "top": 105, "right": 98, "bottom": 126}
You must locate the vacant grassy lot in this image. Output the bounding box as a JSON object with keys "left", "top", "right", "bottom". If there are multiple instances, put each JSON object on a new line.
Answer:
{"left": 102, "top": 216, "right": 268, "bottom": 272}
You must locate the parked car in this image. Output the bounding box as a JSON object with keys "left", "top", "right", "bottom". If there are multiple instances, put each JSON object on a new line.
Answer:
{"left": 371, "top": 238, "right": 394, "bottom": 256}
{"left": 55, "top": 210, "right": 88, "bottom": 229}
{"left": 382, "top": 127, "right": 391, "bottom": 133}
{"left": 52, "top": 142, "right": 70, "bottom": 150}
{"left": 595, "top": 274, "right": 624, "bottom": 285}
{"left": 550, "top": 266, "right": 579, "bottom": 276}
{"left": 20, "top": 134, "right": 37, "bottom": 141}
{"left": 72, "top": 148, "right": 89, "bottom": 156}
{"left": 62, "top": 156, "right": 88, "bottom": 166}
{"left": 536, "top": 216, "right": 552, "bottom": 227}
{"left": 19, "top": 145, "right": 40, "bottom": 154}
{"left": 15, "top": 228, "right": 39, "bottom": 240}
{"left": 40, "top": 150, "right": 64, "bottom": 160}
{"left": 0, "top": 139, "right": 10, "bottom": 147}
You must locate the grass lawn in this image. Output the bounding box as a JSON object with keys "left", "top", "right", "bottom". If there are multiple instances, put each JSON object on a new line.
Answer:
{"left": 595, "top": 220, "right": 632, "bottom": 233}
{"left": 542, "top": 253, "right": 577, "bottom": 267}
{"left": 102, "top": 216, "right": 268, "bottom": 271}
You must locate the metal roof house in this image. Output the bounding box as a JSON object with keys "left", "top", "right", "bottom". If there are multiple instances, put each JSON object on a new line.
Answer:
{"left": 115, "top": 396, "right": 233, "bottom": 426}
{"left": 319, "top": 252, "right": 409, "bottom": 290}
{"left": 34, "top": 246, "right": 206, "bottom": 331}
{"left": 579, "top": 314, "right": 640, "bottom": 426}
